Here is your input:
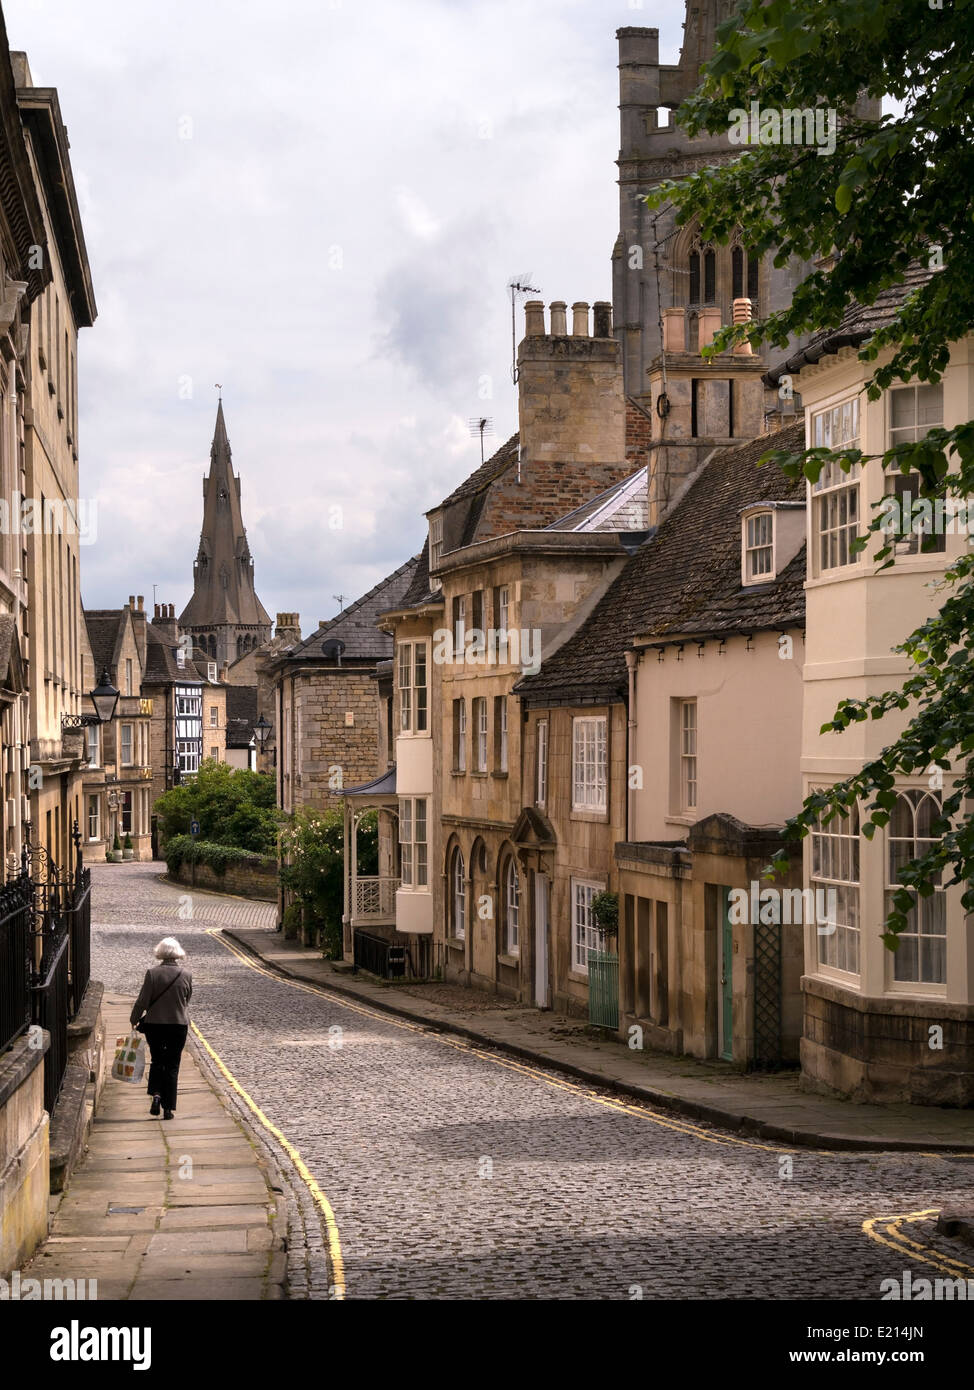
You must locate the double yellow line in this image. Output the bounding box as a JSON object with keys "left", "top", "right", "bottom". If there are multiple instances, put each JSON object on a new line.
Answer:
{"left": 206, "top": 928, "right": 972, "bottom": 1299}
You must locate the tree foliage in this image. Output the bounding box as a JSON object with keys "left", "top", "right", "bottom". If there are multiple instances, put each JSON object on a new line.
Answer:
{"left": 647, "top": 0, "right": 974, "bottom": 939}
{"left": 278, "top": 806, "right": 378, "bottom": 958}
{"left": 154, "top": 760, "right": 279, "bottom": 856}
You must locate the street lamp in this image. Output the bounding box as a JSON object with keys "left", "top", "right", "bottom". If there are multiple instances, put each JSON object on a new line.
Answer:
{"left": 89, "top": 667, "right": 121, "bottom": 723}
{"left": 253, "top": 713, "right": 272, "bottom": 752}
{"left": 61, "top": 667, "right": 120, "bottom": 729}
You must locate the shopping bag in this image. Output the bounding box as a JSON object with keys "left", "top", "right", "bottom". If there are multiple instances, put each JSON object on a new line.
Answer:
{"left": 112, "top": 1033, "right": 146, "bottom": 1083}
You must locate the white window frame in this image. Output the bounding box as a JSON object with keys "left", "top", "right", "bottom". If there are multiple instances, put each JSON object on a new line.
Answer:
{"left": 87, "top": 793, "right": 99, "bottom": 842}
{"left": 473, "top": 697, "right": 488, "bottom": 772}
{"left": 399, "top": 797, "right": 429, "bottom": 891}
{"left": 453, "top": 596, "right": 466, "bottom": 662}
{"left": 120, "top": 722, "right": 134, "bottom": 767}
{"left": 86, "top": 725, "right": 99, "bottom": 769}
{"left": 571, "top": 715, "right": 607, "bottom": 812}
{"left": 886, "top": 790, "right": 946, "bottom": 989}
{"left": 497, "top": 696, "right": 508, "bottom": 773}
{"left": 571, "top": 878, "right": 604, "bottom": 973}
{"left": 810, "top": 799, "right": 861, "bottom": 978}
{"left": 505, "top": 857, "right": 520, "bottom": 955}
{"left": 120, "top": 790, "right": 133, "bottom": 835}
{"left": 398, "top": 641, "right": 428, "bottom": 734}
{"left": 884, "top": 384, "right": 946, "bottom": 557}
{"left": 210, "top": 704, "right": 219, "bottom": 728}
{"left": 811, "top": 395, "right": 861, "bottom": 574}
{"left": 679, "top": 700, "right": 697, "bottom": 811}
{"left": 178, "top": 740, "right": 200, "bottom": 776}
{"left": 452, "top": 848, "right": 466, "bottom": 940}
{"left": 125, "top": 658, "right": 133, "bottom": 696}
{"left": 454, "top": 699, "right": 466, "bottom": 772}
{"left": 496, "top": 585, "right": 509, "bottom": 636}
{"left": 742, "top": 509, "right": 774, "bottom": 584}
{"left": 536, "top": 719, "right": 548, "bottom": 807}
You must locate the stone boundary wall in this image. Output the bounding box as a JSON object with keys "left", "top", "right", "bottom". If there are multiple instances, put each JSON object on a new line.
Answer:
{"left": 169, "top": 857, "right": 278, "bottom": 902}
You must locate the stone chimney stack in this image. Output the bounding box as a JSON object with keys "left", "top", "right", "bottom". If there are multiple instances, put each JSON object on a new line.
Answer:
{"left": 151, "top": 602, "right": 179, "bottom": 643}
{"left": 516, "top": 297, "right": 626, "bottom": 470}
{"left": 275, "top": 612, "right": 301, "bottom": 645}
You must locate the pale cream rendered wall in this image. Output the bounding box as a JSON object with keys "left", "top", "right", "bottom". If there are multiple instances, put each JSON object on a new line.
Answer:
{"left": 630, "top": 630, "right": 805, "bottom": 844}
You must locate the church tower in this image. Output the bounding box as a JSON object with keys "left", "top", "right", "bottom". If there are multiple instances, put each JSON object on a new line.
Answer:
{"left": 612, "top": 5, "right": 880, "bottom": 408}
{"left": 179, "top": 401, "right": 272, "bottom": 669}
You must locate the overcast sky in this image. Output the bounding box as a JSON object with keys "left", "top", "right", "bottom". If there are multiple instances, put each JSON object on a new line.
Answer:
{"left": 6, "top": 0, "right": 688, "bottom": 634}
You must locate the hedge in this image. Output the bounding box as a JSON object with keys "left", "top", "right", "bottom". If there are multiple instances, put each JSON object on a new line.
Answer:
{"left": 164, "top": 834, "right": 271, "bottom": 877}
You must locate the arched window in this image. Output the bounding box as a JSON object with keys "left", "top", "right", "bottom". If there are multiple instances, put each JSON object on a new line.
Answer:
{"left": 732, "top": 244, "right": 760, "bottom": 305}
{"left": 703, "top": 247, "right": 716, "bottom": 304}
{"left": 887, "top": 791, "right": 946, "bottom": 985}
{"left": 688, "top": 249, "right": 700, "bottom": 305}
{"left": 505, "top": 857, "right": 520, "bottom": 955}
{"left": 452, "top": 848, "right": 466, "bottom": 941}
{"left": 731, "top": 245, "right": 744, "bottom": 300}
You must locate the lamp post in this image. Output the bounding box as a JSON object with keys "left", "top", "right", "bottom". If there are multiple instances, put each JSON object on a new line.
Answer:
{"left": 253, "top": 713, "right": 271, "bottom": 772}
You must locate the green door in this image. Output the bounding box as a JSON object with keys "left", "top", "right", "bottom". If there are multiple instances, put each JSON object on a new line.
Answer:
{"left": 719, "top": 886, "right": 733, "bottom": 1061}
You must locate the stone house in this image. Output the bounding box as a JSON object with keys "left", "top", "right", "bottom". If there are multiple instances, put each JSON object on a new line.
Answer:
{"left": 519, "top": 419, "right": 807, "bottom": 1062}
{"left": 14, "top": 50, "right": 97, "bottom": 876}
{"left": 81, "top": 599, "right": 153, "bottom": 861}
{"left": 767, "top": 269, "right": 974, "bottom": 1105}
{"left": 373, "top": 299, "right": 653, "bottom": 981}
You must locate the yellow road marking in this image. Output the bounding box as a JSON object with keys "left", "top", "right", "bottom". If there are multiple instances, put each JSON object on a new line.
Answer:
{"left": 862, "top": 1208, "right": 974, "bottom": 1280}
{"left": 190, "top": 1016, "right": 345, "bottom": 1299}
{"left": 208, "top": 929, "right": 967, "bottom": 1288}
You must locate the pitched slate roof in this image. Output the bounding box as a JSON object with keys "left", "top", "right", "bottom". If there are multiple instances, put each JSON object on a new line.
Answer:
{"left": 84, "top": 610, "right": 124, "bottom": 677}
{"left": 286, "top": 555, "right": 419, "bottom": 664}
{"left": 766, "top": 263, "right": 936, "bottom": 384}
{"left": 515, "top": 422, "right": 807, "bottom": 705}
{"left": 436, "top": 433, "right": 519, "bottom": 510}
{"left": 143, "top": 624, "right": 192, "bottom": 684}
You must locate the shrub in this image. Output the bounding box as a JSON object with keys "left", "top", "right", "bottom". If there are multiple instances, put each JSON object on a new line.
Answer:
{"left": 164, "top": 834, "right": 268, "bottom": 878}
{"left": 591, "top": 890, "right": 619, "bottom": 937}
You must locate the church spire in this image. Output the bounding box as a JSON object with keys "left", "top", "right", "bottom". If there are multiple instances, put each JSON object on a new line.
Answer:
{"left": 178, "top": 401, "right": 272, "bottom": 669}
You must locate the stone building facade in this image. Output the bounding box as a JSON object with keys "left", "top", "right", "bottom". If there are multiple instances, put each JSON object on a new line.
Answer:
{"left": 14, "top": 50, "right": 97, "bottom": 874}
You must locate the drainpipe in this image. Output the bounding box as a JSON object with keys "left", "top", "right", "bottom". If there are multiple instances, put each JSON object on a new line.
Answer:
{"left": 624, "top": 649, "right": 638, "bottom": 844}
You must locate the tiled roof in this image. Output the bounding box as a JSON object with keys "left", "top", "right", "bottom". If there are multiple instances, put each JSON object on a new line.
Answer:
{"left": 516, "top": 422, "right": 807, "bottom": 705}
{"left": 545, "top": 468, "right": 649, "bottom": 532}
{"left": 84, "top": 610, "right": 124, "bottom": 677}
{"left": 394, "top": 536, "right": 437, "bottom": 611}
{"left": 143, "top": 625, "right": 192, "bottom": 684}
{"left": 287, "top": 555, "right": 420, "bottom": 663}
{"left": 766, "top": 263, "right": 936, "bottom": 384}
{"left": 435, "top": 434, "right": 519, "bottom": 510}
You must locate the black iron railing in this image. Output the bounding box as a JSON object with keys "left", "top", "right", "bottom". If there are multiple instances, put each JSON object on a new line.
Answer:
{"left": 67, "top": 868, "right": 92, "bottom": 1017}
{"left": 353, "top": 929, "right": 407, "bottom": 980}
{"left": 32, "top": 930, "right": 69, "bottom": 1115}
{"left": 0, "top": 872, "right": 33, "bottom": 1053}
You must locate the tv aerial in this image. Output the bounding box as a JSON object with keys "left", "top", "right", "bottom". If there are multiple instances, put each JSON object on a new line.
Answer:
{"left": 468, "top": 416, "right": 494, "bottom": 464}
{"left": 508, "top": 273, "right": 540, "bottom": 385}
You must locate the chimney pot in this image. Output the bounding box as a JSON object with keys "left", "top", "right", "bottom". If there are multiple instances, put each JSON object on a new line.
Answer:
{"left": 128, "top": 595, "right": 135, "bottom": 609}
{"left": 593, "top": 301, "right": 612, "bottom": 338}
{"left": 732, "top": 297, "right": 754, "bottom": 355}
{"left": 137, "top": 595, "right": 144, "bottom": 610}
{"left": 154, "top": 604, "right": 160, "bottom": 618}
{"left": 523, "top": 300, "right": 545, "bottom": 337}
{"left": 549, "top": 301, "right": 568, "bottom": 335}
{"left": 571, "top": 302, "right": 590, "bottom": 337}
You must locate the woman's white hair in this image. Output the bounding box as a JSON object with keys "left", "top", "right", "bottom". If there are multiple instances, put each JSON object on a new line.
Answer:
{"left": 154, "top": 937, "right": 186, "bottom": 962}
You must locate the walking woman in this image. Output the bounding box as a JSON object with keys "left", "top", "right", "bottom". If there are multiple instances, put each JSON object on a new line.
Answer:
{"left": 130, "top": 937, "right": 193, "bottom": 1120}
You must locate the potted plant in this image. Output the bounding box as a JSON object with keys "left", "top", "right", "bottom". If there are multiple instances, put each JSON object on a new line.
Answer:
{"left": 122, "top": 833, "right": 134, "bottom": 861}
{"left": 107, "top": 831, "right": 122, "bottom": 863}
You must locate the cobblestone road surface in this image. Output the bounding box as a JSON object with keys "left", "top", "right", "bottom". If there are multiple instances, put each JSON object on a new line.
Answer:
{"left": 93, "top": 862, "right": 974, "bottom": 1300}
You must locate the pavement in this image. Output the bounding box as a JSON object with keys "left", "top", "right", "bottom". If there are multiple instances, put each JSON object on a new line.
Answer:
{"left": 26, "top": 993, "right": 288, "bottom": 1301}
{"left": 225, "top": 925, "right": 974, "bottom": 1155}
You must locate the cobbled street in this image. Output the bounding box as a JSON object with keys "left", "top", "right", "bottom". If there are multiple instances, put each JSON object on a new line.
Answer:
{"left": 94, "top": 862, "right": 974, "bottom": 1301}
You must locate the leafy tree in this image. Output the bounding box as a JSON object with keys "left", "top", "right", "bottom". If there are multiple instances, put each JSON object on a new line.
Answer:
{"left": 278, "top": 806, "right": 378, "bottom": 958}
{"left": 154, "top": 760, "right": 279, "bottom": 855}
{"left": 647, "top": 0, "right": 974, "bottom": 944}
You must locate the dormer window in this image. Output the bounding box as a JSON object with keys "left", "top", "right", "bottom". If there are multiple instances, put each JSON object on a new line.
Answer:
{"left": 740, "top": 500, "right": 807, "bottom": 587}
{"left": 744, "top": 511, "right": 773, "bottom": 582}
